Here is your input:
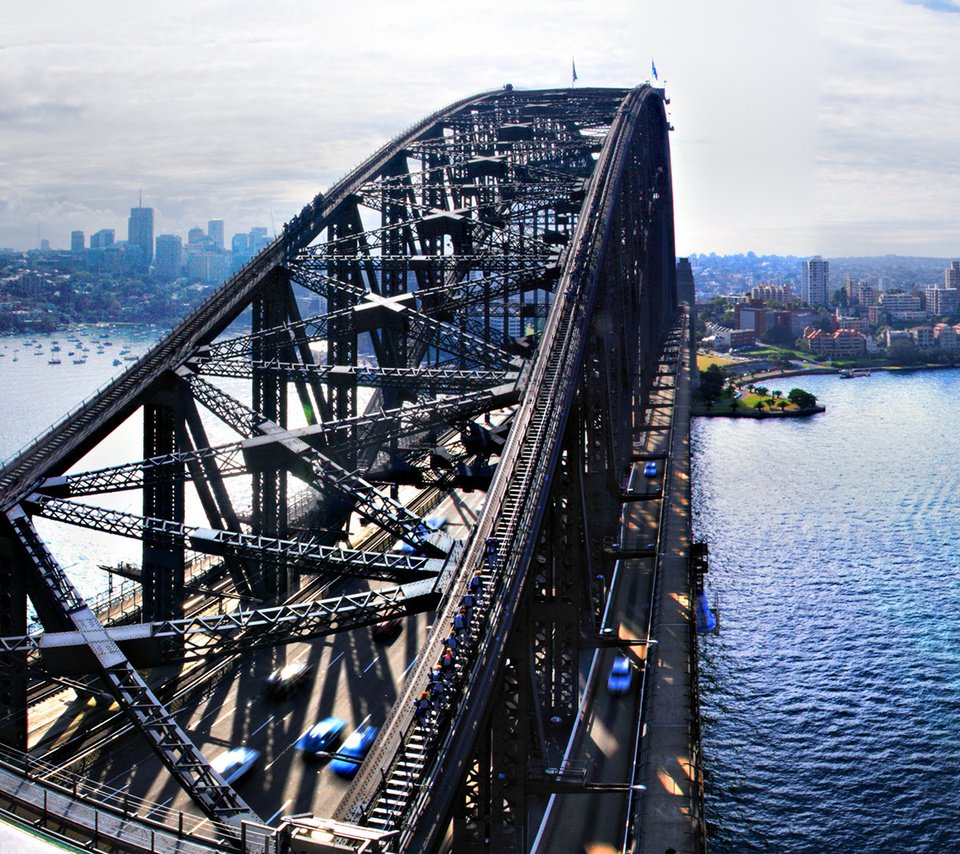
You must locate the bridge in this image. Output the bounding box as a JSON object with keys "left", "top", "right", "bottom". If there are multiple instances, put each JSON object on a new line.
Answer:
{"left": 0, "top": 84, "right": 704, "bottom": 853}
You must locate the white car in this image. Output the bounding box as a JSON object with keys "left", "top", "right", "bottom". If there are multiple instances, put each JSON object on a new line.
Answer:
{"left": 211, "top": 746, "right": 260, "bottom": 784}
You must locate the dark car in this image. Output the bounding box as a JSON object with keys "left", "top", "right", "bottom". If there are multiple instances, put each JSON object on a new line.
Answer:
{"left": 265, "top": 661, "right": 312, "bottom": 698}
{"left": 296, "top": 717, "right": 346, "bottom": 758}
{"left": 371, "top": 618, "right": 403, "bottom": 642}
{"left": 330, "top": 719, "right": 378, "bottom": 778}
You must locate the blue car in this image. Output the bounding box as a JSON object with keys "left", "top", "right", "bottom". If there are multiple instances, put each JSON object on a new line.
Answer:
{"left": 296, "top": 717, "right": 346, "bottom": 758}
{"left": 330, "top": 719, "right": 378, "bottom": 778}
{"left": 643, "top": 461, "right": 657, "bottom": 477}
{"left": 607, "top": 655, "right": 633, "bottom": 696}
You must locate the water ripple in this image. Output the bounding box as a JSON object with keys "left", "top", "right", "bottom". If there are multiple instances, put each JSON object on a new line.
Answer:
{"left": 695, "top": 371, "right": 960, "bottom": 852}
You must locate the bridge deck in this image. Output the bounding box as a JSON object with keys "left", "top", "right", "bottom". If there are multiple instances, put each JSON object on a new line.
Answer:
{"left": 638, "top": 319, "right": 702, "bottom": 853}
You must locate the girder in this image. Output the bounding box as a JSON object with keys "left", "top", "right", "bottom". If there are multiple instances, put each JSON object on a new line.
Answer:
{"left": 1, "top": 578, "right": 442, "bottom": 671}
{"left": 198, "top": 361, "right": 519, "bottom": 395}
{"left": 5, "top": 506, "right": 258, "bottom": 827}
{"left": 25, "top": 495, "right": 437, "bottom": 582}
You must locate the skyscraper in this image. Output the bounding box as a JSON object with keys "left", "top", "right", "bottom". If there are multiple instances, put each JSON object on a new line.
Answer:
{"left": 801, "top": 256, "right": 829, "bottom": 308}
{"left": 90, "top": 229, "right": 115, "bottom": 249}
{"left": 155, "top": 234, "right": 183, "bottom": 279}
{"left": 207, "top": 219, "right": 224, "bottom": 251}
{"left": 71, "top": 231, "right": 85, "bottom": 253}
{"left": 128, "top": 203, "right": 154, "bottom": 267}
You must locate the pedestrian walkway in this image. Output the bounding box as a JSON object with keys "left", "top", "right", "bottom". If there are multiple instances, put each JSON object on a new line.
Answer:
{"left": 638, "top": 319, "right": 704, "bottom": 853}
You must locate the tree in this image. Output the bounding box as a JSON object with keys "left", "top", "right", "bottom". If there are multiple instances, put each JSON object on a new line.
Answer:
{"left": 699, "top": 363, "right": 725, "bottom": 404}
{"left": 754, "top": 400, "right": 765, "bottom": 412}
{"left": 787, "top": 387, "right": 817, "bottom": 409}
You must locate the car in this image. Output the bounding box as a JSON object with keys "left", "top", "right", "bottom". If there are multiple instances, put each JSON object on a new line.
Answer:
{"left": 210, "top": 746, "right": 260, "bottom": 785}
{"left": 607, "top": 655, "right": 633, "bottom": 696}
{"left": 392, "top": 523, "right": 431, "bottom": 555}
{"left": 296, "top": 717, "right": 347, "bottom": 758}
{"left": 330, "top": 719, "right": 379, "bottom": 778}
{"left": 371, "top": 618, "right": 403, "bottom": 642}
{"left": 643, "top": 461, "right": 657, "bottom": 477}
{"left": 265, "top": 661, "right": 312, "bottom": 698}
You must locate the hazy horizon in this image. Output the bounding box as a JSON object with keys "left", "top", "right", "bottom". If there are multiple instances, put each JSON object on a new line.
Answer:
{"left": 4, "top": 0, "right": 960, "bottom": 258}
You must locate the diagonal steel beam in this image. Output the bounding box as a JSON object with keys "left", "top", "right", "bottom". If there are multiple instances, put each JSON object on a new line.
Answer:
{"left": 24, "top": 495, "right": 438, "bottom": 582}
{"left": 5, "top": 505, "right": 258, "bottom": 827}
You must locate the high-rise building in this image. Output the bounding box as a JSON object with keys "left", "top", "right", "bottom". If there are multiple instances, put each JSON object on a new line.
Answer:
{"left": 187, "top": 226, "right": 206, "bottom": 245}
{"left": 90, "top": 229, "right": 115, "bottom": 250}
{"left": 128, "top": 205, "right": 154, "bottom": 266}
{"left": 71, "top": 231, "right": 85, "bottom": 253}
{"left": 155, "top": 234, "right": 183, "bottom": 279}
{"left": 248, "top": 227, "right": 269, "bottom": 253}
{"left": 945, "top": 261, "right": 960, "bottom": 290}
{"left": 801, "top": 256, "right": 829, "bottom": 308}
{"left": 207, "top": 219, "right": 225, "bottom": 251}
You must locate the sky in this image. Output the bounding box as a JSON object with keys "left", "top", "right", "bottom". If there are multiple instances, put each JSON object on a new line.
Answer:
{"left": 2, "top": 0, "right": 960, "bottom": 257}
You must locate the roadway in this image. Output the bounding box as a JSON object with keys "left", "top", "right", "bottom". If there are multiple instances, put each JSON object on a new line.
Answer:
{"left": 534, "top": 333, "right": 682, "bottom": 853}
{"left": 25, "top": 485, "right": 486, "bottom": 833}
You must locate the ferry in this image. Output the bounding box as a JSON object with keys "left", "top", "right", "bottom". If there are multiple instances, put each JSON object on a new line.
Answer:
{"left": 839, "top": 368, "right": 871, "bottom": 379}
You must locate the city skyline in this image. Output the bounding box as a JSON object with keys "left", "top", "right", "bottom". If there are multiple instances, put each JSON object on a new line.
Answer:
{"left": 3, "top": 0, "right": 960, "bottom": 257}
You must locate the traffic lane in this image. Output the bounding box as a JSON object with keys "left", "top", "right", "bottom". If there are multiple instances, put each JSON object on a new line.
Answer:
{"left": 197, "top": 610, "right": 431, "bottom": 822}
{"left": 557, "top": 560, "right": 655, "bottom": 846}
{"left": 80, "top": 605, "right": 433, "bottom": 825}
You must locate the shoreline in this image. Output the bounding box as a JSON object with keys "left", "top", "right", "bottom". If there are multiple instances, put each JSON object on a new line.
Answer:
{"left": 692, "top": 404, "right": 825, "bottom": 419}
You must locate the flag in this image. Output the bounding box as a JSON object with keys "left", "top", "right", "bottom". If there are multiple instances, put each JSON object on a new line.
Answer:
{"left": 572, "top": 58, "right": 578, "bottom": 85}
{"left": 651, "top": 59, "right": 658, "bottom": 81}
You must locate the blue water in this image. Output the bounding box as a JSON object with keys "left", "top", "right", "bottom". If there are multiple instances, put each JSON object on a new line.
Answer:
{"left": 694, "top": 370, "right": 960, "bottom": 852}
{"left": 0, "top": 324, "right": 317, "bottom": 603}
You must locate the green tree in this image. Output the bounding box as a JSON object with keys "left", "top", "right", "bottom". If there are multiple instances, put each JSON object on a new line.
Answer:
{"left": 787, "top": 388, "right": 817, "bottom": 409}
{"left": 699, "top": 363, "right": 725, "bottom": 404}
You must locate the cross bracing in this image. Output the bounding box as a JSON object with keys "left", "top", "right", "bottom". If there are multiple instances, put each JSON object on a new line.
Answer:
{"left": 0, "top": 84, "right": 677, "bottom": 851}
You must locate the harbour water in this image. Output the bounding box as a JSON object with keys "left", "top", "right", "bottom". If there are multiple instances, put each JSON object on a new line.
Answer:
{"left": 694, "top": 369, "right": 960, "bottom": 852}
{"left": 0, "top": 325, "right": 164, "bottom": 600}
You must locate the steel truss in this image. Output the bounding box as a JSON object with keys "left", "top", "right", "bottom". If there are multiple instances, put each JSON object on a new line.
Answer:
{"left": 0, "top": 84, "right": 674, "bottom": 848}
{"left": 332, "top": 85, "right": 677, "bottom": 853}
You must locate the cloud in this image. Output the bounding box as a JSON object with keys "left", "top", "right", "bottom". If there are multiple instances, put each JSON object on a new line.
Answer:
{"left": 903, "top": 0, "right": 960, "bottom": 12}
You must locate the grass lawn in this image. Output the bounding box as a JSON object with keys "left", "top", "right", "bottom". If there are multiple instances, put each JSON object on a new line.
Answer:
{"left": 695, "top": 391, "right": 799, "bottom": 414}
{"left": 697, "top": 353, "right": 737, "bottom": 370}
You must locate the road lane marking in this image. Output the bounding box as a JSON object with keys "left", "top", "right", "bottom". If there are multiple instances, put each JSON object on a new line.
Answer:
{"left": 362, "top": 655, "right": 379, "bottom": 674}
{"left": 250, "top": 714, "right": 275, "bottom": 736}
{"left": 266, "top": 799, "right": 293, "bottom": 825}
{"left": 213, "top": 704, "right": 239, "bottom": 727}
{"left": 403, "top": 657, "right": 418, "bottom": 676}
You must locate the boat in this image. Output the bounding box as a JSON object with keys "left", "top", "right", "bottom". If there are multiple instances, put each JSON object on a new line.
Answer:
{"left": 112, "top": 358, "right": 122, "bottom": 366}
{"left": 48, "top": 358, "right": 61, "bottom": 365}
